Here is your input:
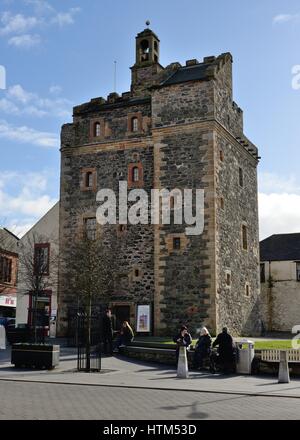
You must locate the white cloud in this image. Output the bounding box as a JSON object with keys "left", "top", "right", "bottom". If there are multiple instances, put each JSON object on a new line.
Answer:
{"left": 51, "top": 8, "right": 81, "bottom": 27}
{"left": 7, "top": 84, "right": 35, "bottom": 104}
{"left": 0, "top": 4, "right": 81, "bottom": 48}
{"left": 49, "top": 85, "right": 62, "bottom": 95}
{"left": 0, "top": 170, "right": 58, "bottom": 237}
{"left": 273, "top": 13, "right": 300, "bottom": 24}
{"left": 0, "top": 12, "right": 40, "bottom": 35}
{"left": 259, "top": 193, "right": 300, "bottom": 239}
{"left": 258, "top": 172, "right": 300, "bottom": 239}
{"left": 0, "top": 119, "right": 59, "bottom": 148}
{"left": 8, "top": 33, "right": 41, "bottom": 48}
{"left": 1, "top": 84, "right": 72, "bottom": 119}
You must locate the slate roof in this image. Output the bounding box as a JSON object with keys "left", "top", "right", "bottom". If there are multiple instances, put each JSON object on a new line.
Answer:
{"left": 260, "top": 233, "right": 300, "bottom": 262}
{"left": 162, "top": 63, "right": 211, "bottom": 86}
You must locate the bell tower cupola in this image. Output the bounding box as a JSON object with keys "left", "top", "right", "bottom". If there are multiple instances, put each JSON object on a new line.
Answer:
{"left": 130, "top": 23, "right": 163, "bottom": 97}
{"left": 135, "top": 25, "right": 160, "bottom": 67}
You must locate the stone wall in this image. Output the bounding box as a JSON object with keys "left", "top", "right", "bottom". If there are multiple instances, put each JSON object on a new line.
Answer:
{"left": 215, "top": 131, "right": 261, "bottom": 336}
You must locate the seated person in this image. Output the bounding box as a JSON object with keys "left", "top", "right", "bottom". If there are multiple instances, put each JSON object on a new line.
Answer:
{"left": 193, "top": 326, "right": 212, "bottom": 370}
{"left": 173, "top": 325, "right": 192, "bottom": 363}
{"left": 113, "top": 321, "right": 134, "bottom": 352}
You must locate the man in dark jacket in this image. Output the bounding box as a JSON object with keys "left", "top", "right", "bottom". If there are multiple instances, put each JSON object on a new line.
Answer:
{"left": 102, "top": 309, "right": 113, "bottom": 356}
{"left": 173, "top": 325, "right": 192, "bottom": 364}
{"left": 212, "top": 327, "right": 236, "bottom": 373}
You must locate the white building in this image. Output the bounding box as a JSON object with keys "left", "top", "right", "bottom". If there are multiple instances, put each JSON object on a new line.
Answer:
{"left": 16, "top": 202, "right": 59, "bottom": 337}
{"left": 260, "top": 233, "right": 300, "bottom": 333}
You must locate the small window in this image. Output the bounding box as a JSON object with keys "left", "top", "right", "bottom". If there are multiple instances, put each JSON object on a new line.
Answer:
{"left": 132, "top": 166, "right": 139, "bottom": 182}
{"left": 226, "top": 273, "right": 231, "bottom": 286}
{"left": 296, "top": 263, "right": 300, "bottom": 282}
{"left": 245, "top": 283, "right": 250, "bottom": 297}
{"left": 220, "top": 197, "right": 225, "bottom": 210}
{"left": 131, "top": 117, "right": 139, "bottom": 132}
{"left": 135, "top": 269, "right": 140, "bottom": 277}
{"left": 239, "top": 167, "right": 244, "bottom": 187}
{"left": 86, "top": 172, "right": 93, "bottom": 188}
{"left": 84, "top": 218, "right": 97, "bottom": 241}
{"left": 242, "top": 225, "right": 248, "bottom": 250}
{"left": 220, "top": 150, "right": 224, "bottom": 162}
{"left": 173, "top": 237, "right": 181, "bottom": 250}
{"left": 94, "top": 122, "right": 101, "bottom": 137}
{"left": 260, "top": 263, "right": 266, "bottom": 283}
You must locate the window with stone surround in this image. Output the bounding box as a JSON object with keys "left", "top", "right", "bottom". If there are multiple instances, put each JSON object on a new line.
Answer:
{"left": 90, "top": 119, "right": 105, "bottom": 140}
{"left": 0, "top": 255, "right": 12, "bottom": 283}
{"left": 128, "top": 162, "right": 143, "bottom": 188}
{"left": 81, "top": 168, "right": 97, "bottom": 192}
{"left": 127, "top": 113, "right": 142, "bottom": 134}
{"left": 242, "top": 224, "right": 248, "bottom": 250}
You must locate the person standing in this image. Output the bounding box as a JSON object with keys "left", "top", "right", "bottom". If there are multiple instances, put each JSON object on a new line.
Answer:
{"left": 173, "top": 325, "right": 192, "bottom": 364}
{"left": 212, "top": 327, "right": 236, "bottom": 373}
{"left": 102, "top": 309, "right": 113, "bottom": 356}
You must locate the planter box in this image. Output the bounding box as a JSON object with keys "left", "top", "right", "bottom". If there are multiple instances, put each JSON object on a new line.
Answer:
{"left": 11, "top": 344, "right": 60, "bottom": 369}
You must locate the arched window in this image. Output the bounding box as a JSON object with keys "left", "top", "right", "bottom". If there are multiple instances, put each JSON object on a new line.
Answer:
{"left": 140, "top": 39, "right": 150, "bottom": 62}
{"left": 132, "top": 166, "right": 139, "bottom": 182}
{"left": 131, "top": 117, "right": 138, "bottom": 132}
{"left": 94, "top": 122, "right": 101, "bottom": 137}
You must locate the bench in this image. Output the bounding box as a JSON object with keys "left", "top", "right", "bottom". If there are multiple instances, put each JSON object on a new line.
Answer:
{"left": 260, "top": 349, "right": 300, "bottom": 363}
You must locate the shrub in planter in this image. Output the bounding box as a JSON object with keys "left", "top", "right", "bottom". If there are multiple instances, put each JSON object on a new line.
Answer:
{"left": 11, "top": 343, "right": 60, "bottom": 369}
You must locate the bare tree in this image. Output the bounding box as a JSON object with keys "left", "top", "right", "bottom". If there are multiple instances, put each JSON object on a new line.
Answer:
{"left": 65, "top": 228, "right": 117, "bottom": 370}
{"left": 18, "top": 232, "right": 59, "bottom": 343}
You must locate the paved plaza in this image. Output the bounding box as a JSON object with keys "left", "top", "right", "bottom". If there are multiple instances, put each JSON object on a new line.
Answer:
{"left": 1, "top": 345, "right": 300, "bottom": 420}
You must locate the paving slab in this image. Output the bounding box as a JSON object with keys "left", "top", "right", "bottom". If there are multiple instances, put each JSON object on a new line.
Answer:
{"left": 1, "top": 346, "right": 300, "bottom": 398}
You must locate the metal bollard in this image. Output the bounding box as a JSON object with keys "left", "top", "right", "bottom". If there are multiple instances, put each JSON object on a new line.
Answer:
{"left": 278, "top": 350, "right": 290, "bottom": 383}
{"left": 177, "top": 345, "right": 189, "bottom": 379}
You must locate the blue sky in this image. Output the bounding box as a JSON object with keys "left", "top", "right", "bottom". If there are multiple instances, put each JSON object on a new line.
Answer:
{"left": 0, "top": 0, "right": 300, "bottom": 238}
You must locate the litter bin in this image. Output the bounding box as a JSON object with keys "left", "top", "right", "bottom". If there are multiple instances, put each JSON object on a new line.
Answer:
{"left": 236, "top": 339, "right": 255, "bottom": 374}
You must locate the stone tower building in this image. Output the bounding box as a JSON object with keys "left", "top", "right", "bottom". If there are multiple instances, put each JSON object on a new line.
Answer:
{"left": 58, "top": 28, "right": 261, "bottom": 337}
